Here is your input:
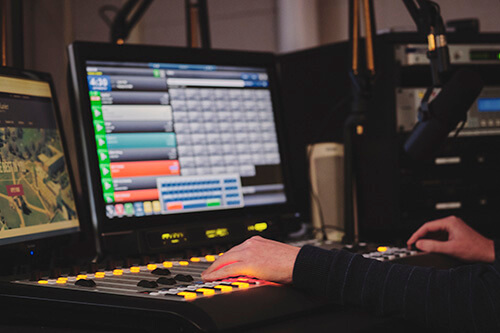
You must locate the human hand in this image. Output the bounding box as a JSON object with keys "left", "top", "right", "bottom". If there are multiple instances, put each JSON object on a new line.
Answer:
{"left": 407, "top": 216, "right": 495, "bottom": 263}
{"left": 201, "top": 236, "right": 300, "bottom": 284}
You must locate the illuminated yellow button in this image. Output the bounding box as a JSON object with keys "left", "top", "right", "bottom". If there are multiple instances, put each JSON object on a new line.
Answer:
{"left": 190, "top": 257, "right": 201, "bottom": 262}
{"left": 56, "top": 279, "right": 67, "bottom": 284}
{"left": 76, "top": 274, "right": 87, "bottom": 280}
{"left": 130, "top": 266, "right": 140, "bottom": 273}
{"left": 377, "top": 246, "right": 388, "bottom": 253}
{"left": 57, "top": 277, "right": 68, "bottom": 281}
{"left": 179, "top": 261, "right": 189, "bottom": 266}
{"left": 113, "top": 269, "right": 123, "bottom": 276}
{"left": 356, "top": 125, "right": 364, "bottom": 135}
{"left": 38, "top": 280, "right": 48, "bottom": 285}
{"left": 196, "top": 288, "right": 215, "bottom": 296}
{"left": 205, "top": 255, "right": 215, "bottom": 262}
{"left": 177, "top": 291, "right": 197, "bottom": 300}
{"left": 231, "top": 282, "right": 249, "bottom": 289}
{"left": 218, "top": 253, "right": 224, "bottom": 256}
{"left": 163, "top": 261, "right": 173, "bottom": 268}
{"left": 214, "top": 285, "right": 232, "bottom": 293}
{"left": 95, "top": 272, "right": 105, "bottom": 278}
{"left": 147, "top": 264, "right": 157, "bottom": 270}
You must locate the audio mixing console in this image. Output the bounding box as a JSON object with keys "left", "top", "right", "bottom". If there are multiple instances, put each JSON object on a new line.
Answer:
{"left": 0, "top": 253, "right": 334, "bottom": 332}
{"left": 0, "top": 246, "right": 461, "bottom": 332}
{"left": 14, "top": 254, "right": 271, "bottom": 301}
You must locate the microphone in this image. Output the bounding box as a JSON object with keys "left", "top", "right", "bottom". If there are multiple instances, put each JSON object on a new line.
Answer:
{"left": 404, "top": 69, "right": 484, "bottom": 161}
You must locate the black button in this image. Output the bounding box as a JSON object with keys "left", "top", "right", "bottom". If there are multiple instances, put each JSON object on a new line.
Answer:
{"left": 157, "top": 277, "right": 176, "bottom": 285}
{"left": 151, "top": 268, "right": 171, "bottom": 276}
{"left": 174, "top": 274, "right": 194, "bottom": 282}
{"left": 75, "top": 279, "right": 96, "bottom": 287}
{"left": 137, "top": 280, "right": 158, "bottom": 288}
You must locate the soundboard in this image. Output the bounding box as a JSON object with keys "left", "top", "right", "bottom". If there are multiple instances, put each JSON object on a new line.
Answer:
{"left": 1, "top": 234, "right": 465, "bottom": 333}
{"left": 0, "top": 252, "right": 334, "bottom": 332}
{"left": 2, "top": 244, "right": 448, "bottom": 333}
{"left": 15, "top": 254, "right": 268, "bottom": 301}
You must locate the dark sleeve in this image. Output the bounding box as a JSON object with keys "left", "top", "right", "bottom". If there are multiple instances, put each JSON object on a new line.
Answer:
{"left": 292, "top": 241, "right": 500, "bottom": 332}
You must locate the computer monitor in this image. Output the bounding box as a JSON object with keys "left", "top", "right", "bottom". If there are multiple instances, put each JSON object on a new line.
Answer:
{"left": 68, "top": 42, "right": 292, "bottom": 244}
{"left": 0, "top": 67, "right": 80, "bottom": 246}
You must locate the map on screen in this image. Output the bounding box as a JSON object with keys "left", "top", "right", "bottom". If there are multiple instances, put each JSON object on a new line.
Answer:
{"left": 0, "top": 75, "right": 79, "bottom": 245}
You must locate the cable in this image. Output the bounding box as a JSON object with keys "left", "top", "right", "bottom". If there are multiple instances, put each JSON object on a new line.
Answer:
{"left": 307, "top": 146, "right": 328, "bottom": 240}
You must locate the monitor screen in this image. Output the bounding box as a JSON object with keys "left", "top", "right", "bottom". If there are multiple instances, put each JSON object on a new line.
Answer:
{"left": 69, "top": 43, "right": 290, "bottom": 233}
{"left": 0, "top": 72, "right": 79, "bottom": 246}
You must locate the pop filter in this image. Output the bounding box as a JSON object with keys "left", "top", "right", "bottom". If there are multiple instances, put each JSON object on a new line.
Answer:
{"left": 404, "top": 69, "right": 484, "bottom": 161}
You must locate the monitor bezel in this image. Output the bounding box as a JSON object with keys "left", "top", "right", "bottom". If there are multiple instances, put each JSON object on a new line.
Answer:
{"left": 0, "top": 66, "right": 81, "bottom": 252}
{"left": 68, "top": 41, "right": 296, "bottom": 237}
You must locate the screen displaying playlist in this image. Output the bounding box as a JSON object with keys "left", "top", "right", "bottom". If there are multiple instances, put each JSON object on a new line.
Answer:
{"left": 85, "top": 60, "right": 287, "bottom": 219}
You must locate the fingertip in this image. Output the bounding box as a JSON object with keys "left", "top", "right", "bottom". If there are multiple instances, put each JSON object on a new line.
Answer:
{"left": 202, "top": 273, "right": 213, "bottom": 281}
{"left": 415, "top": 239, "right": 432, "bottom": 252}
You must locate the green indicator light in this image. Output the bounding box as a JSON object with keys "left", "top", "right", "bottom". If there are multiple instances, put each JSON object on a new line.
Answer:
{"left": 93, "top": 120, "right": 106, "bottom": 135}
{"left": 99, "top": 164, "right": 111, "bottom": 178}
{"left": 102, "top": 179, "right": 114, "bottom": 192}
{"left": 92, "top": 106, "right": 103, "bottom": 120}
{"left": 89, "top": 91, "right": 102, "bottom": 105}
{"left": 153, "top": 69, "right": 161, "bottom": 77}
{"left": 103, "top": 192, "right": 115, "bottom": 204}
{"left": 95, "top": 134, "right": 107, "bottom": 149}
{"left": 97, "top": 149, "right": 110, "bottom": 163}
{"left": 207, "top": 201, "right": 221, "bottom": 207}
{"left": 497, "top": 52, "right": 500, "bottom": 60}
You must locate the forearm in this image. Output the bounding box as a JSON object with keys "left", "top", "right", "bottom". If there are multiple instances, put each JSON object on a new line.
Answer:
{"left": 293, "top": 244, "right": 500, "bottom": 331}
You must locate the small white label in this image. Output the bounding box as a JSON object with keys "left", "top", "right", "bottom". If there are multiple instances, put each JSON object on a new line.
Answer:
{"left": 435, "top": 157, "right": 461, "bottom": 165}
{"left": 435, "top": 202, "right": 462, "bottom": 210}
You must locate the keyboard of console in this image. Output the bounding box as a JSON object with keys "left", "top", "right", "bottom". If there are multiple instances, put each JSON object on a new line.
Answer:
{"left": 16, "top": 254, "right": 273, "bottom": 302}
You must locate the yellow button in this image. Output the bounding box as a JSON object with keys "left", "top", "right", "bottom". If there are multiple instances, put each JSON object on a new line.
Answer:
{"left": 196, "top": 288, "right": 215, "bottom": 296}
{"left": 218, "top": 252, "right": 224, "bottom": 256}
{"left": 214, "top": 285, "right": 232, "bottom": 293}
{"left": 163, "top": 261, "right": 173, "bottom": 268}
{"left": 56, "top": 279, "right": 67, "bottom": 284}
{"left": 179, "top": 261, "right": 189, "bottom": 266}
{"left": 57, "top": 277, "right": 68, "bottom": 281}
{"left": 76, "top": 274, "right": 87, "bottom": 280}
{"left": 377, "top": 246, "right": 388, "bottom": 253}
{"left": 113, "top": 269, "right": 123, "bottom": 276}
{"left": 95, "top": 272, "right": 105, "bottom": 278}
{"left": 205, "top": 255, "right": 215, "bottom": 262}
{"left": 232, "top": 282, "right": 249, "bottom": 289}
{"left": 177, "top": 291, "right": 197, "bottom": 300}
{"left": 147, "top": 264, "right": 157, "bottom": 270}
{"left": 130, "top": 266, "right": 140, "bottom": 273}
{"left": 190, "top": 257, "right": 201, "bottom": 262}
{"left": 38, "top": 280, "right": 48, "bottom": 285}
